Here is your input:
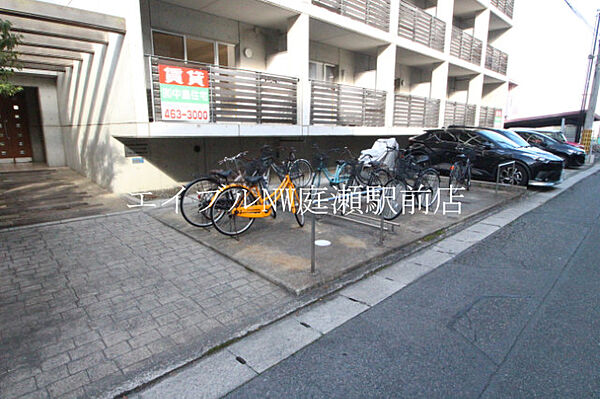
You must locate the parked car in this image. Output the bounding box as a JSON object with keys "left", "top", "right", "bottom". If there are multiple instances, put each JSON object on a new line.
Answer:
{"left": 407, "top": 127, "right": 565, "bottom": 186}
{"left": 511, "top": 129, "right": 586, "bottom": 167}
{"left": 536, "top": 129, "right": 584, "bottom": 149}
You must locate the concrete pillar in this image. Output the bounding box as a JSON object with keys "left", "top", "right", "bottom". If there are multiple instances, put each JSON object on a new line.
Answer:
{"left": 436, "top": 0, "right": 455, "bottom": 55}
{"left": 287, "top": 14, "right": 310, "bottom": 126}
{"left": 431, "top": 61, "right": 449, "bottom": 127}
{"left": 468, "top": 73, "right": 484, "bottom": 125}
{"left": 473, "top": 9, "right": 490, "bottom": 67}
{"left": 376, "top": 43, "right": 396, "bottom": 127}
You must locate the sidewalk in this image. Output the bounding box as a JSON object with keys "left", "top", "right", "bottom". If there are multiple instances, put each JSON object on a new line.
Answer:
{"left": 0, "top": 165, "right": 597, "bottom": 399}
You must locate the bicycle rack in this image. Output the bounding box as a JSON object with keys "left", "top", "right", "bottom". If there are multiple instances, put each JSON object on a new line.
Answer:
{"left": 495, "top": 160, "right": 516, "bottom": 193}
{"left": 308, "top": 188, "right": 401, "bottom": 274}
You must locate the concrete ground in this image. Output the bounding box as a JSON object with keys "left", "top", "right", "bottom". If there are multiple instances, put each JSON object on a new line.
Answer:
{"left": 0, "top": 164, "right": 595, "bottom": 399}
{"left": 135, "top": 165, "right": 600, "bottom": 399}
{"left": 0, "top": 165, "right": 129, "bottom": 228}
{"left": 154, "top": 182, "right": 521, "bottom": 294}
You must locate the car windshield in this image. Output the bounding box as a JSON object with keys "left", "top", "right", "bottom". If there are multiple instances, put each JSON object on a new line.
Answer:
{"left": 477, "top": 130, "right": 520, "bottom": 148}
{"left": 495, "top": 129, "right": 530, "bottom": 147}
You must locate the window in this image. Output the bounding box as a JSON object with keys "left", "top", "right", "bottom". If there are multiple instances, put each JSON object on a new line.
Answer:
{"left": 309, "top": 61, "right": 337, "bottom": 82}
{"left": 436, "top": 131, "right": 457, "bottom": 142}
{"left": 186, "top": 38, "right": 214, "bottom": 64}
{"left": 152, "top": 31, "right": 184, "bottom": 59}
{"left": 152, "top": 30, "right": 234, "bottom": 65}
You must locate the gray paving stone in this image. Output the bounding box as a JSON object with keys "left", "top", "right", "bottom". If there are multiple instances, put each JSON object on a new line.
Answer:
{"left": 339, "top": 275, "right": 404, "bottom": 306}
{"left": 228, "top": 318, "right": 321, "bottom": 373}
{"left": 294, "top": 296, "right": 369, "bottom": 334}
{"left": 375, "top": 261, "right": 432, "bottom": 286}
{"left": 47, "top": 372, "right": 89, "bottom": 397}
{"left": 137, "top": 350, "right": 256, "bottom": 399}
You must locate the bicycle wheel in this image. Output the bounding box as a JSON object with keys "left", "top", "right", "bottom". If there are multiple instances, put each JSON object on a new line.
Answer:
{"left": 416, "top": 169, "right": 441, "bottom": 208}
{"left": 337, "top": 162, "right": 355, "bottom": 188}
{"left": 210, "top": 186, "right": 256, "bottom": 236}
{"left": 292, "top": 187, "right": 305, "bottom": 227}
{"left": 290, "top": 159, "right": 313, "bottom": 188}
{"left": 180, "top": 177, "right": 221, "bottom": 228}
{"left": 466, "top": 165, "right": 471, "bottom": 191}
{"left": 374, "top": 168, "right": 391, "bottom": 186}
{"left": 381, "top": 179, "right": 408, "bottom": 221}
{"left": 448, "top": 162, "right": 462, "bottom": 195}
{"left": 356, "top": 163, "right": 373, "bottom": 185}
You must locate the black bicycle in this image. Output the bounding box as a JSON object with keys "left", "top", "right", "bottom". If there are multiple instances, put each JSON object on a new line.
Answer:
{"left": 448, "top": 146, "right": 472, "bottom": 195}
{"left": 382, "top": 149, "right": 441, "bottom": 220}
{"left": 260, "top": 145, "right": 313, "bottom": 188}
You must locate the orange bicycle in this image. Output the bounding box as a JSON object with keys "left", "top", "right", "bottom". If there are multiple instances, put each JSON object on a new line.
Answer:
{"left": 210, "top": 156, "right": 305, "bottom": 236}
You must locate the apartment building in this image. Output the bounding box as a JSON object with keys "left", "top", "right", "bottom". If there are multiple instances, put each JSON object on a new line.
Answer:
{"left": 1, "top": 0, "right": 515, "bottom": 192}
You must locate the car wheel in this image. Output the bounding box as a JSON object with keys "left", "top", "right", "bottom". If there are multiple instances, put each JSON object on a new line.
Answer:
{"left": 500, "top": 163, "right": 528, "bottom": 186}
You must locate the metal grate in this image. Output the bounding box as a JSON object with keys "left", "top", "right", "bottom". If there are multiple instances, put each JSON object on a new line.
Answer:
{"left": 398, "top": 1, "right": 446, "bottom": 52}
{"left": 479, "top": 106, "right": 499, "bottom": 127}
{"left": 312, "top": 0, "right": 391, "bottom": 32}
{"left": 122, "top": 140, "right": 149, "bottom": 157}
{"left": 310, "top": 80, "right": 386, "bottom": 126}
{"left": 444, "top": 101, "right": 476, "bottom": 126}
{"left": 149, "top": 56, "right": 298, "bottom": 124}
{"left": 450, "top": 26, "right": 483, "bottom": 66}
{"left": 485, "top": 44, "right": 508, "bottom": 75}
{"left": 393, "top": 94, "right": 440, "bottom": 128}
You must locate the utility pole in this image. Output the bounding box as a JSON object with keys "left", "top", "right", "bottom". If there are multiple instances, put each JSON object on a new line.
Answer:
{"left": 581, "top": 11, "right": 600, "bottom": 159}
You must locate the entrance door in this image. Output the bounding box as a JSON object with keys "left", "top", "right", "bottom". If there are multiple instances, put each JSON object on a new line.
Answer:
{"left": 0, "top": 92, "right": 33, "bottom": 163}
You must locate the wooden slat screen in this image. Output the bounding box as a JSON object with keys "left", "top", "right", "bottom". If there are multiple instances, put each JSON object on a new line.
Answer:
{"left": 312, "top": 0, "right": 391, "bottom": 32}
{"left": 450, "top": 26, "right": 482, "bottom": 66}
{"left": 485, "top": 44, "right": 508, "bottom": 75}
{"left": 491, "top": 0, "right": 514, "bottom": 18}
{"left": 310, "top": 80, "right": 386, "bottom": 126}
{"left": 444, "top": 101, "right": 476, "bottom": 126}
{"left": 149, "top": 56, "right": 297, "bottom": 124}
{"left": 393, "top": 94, "right": 440, "bottom": 128}
{"left": 398, "top": 1, "right": 445, "bottom": 52}
{"left": 479, "top": 106, "right": 499, "bottom": 127}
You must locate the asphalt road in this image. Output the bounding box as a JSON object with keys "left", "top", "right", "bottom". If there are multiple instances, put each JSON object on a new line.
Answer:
{"left": 226, "top": 171, "right": 600, "bottom": 398}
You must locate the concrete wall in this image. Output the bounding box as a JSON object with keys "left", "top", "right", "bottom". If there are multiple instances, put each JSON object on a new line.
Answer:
{"left": 23, "top": 87, "right": 45, "bottom": 163}
{"left": 395, "top": 64, "right": 432, "bottom": 97}
{"left": 447, "top": 77, "right": 469, "bottom": 103}
{"left": 12, "top": 75, "right": 65, "bottom": 167}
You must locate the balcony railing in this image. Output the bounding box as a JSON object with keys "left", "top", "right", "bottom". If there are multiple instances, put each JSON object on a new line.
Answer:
{"left": 450, "top": 27, "right": 483, "bottom": 66}
{"left": 312, "top": 0, "right": 390, "bottom": 32}
{"left": 398, "top": 1, "right": 445, "bottom": 52}
{"left": 393, "top": 94, "right": 440, "bottom": 128}
{"left": 310, "top": 80, "right": 386, "bottom": 126}
{"left": 491, "top": 0, "right": 514, "bottom": 19}
{"left": 479, "top": 106, "right": 501, "bottom": 127}
{"left": 485, "top": 44, "right": 508, "bottom": 75}
{"left": 444, "top": 101, "right": 476, "bottom": 126}
{"left": 147, "top": 56, "right": 298, "bottom": 124}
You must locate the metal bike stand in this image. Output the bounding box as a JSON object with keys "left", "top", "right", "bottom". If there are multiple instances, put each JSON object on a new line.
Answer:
{"left": 496, "top": 160, "right": 516, "bottom": 193}
{"left": 310, "top": 213, "right": 316, "bottom": 274}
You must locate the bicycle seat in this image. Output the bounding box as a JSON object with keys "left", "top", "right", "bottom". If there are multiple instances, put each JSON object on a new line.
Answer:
{"left": 336, "top": 160, "right": 346, "bottom": 166}
{"left": 245, "top": 175, "right": 264, "bottom": 185}
{"left": 455, "top": 153, "right": 468, "bottom": 160}
{"left": 211, "top": 169, "right": 233, "bottom": 179}
{"left": 415, "top": 155, "right": 429, "bottom": 164}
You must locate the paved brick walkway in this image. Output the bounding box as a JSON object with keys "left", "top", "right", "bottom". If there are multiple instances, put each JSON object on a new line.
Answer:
{"left": 0, "top": 212, "right": 299, "bottom": 399}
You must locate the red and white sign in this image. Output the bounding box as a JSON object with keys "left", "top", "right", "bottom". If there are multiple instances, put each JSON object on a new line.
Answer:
{"left": 158, "top": 65, "right": 210, "bottom": 123}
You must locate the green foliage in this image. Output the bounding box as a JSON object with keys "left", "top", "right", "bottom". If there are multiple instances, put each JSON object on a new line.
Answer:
{"left": 0, "top": 19, "right": 22, "bottom": 97}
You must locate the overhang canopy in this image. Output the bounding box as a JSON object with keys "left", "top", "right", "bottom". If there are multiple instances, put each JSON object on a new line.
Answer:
{"left": 0, "top": 0, "right": 125, "bottom": 76}
{"left": 504, "top": 110, "right": 600, "bottom": 128}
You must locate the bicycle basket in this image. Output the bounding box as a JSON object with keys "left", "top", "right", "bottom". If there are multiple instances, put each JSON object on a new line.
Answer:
{"left": 243, "top": 159, "right": 267, "bottom": 177}
{"left": 394, "top": 154, "right": 420, "bottom": 180}
{"left": 312, "top": 152, "right": 328, "bottom": 169}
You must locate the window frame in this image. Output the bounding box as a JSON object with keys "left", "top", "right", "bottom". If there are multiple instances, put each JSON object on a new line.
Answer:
{"left": 309, "top": 60, "right": 338, "bottom": 83}
{"left": 151, "top": 28, "right": 235, "bottom": 65}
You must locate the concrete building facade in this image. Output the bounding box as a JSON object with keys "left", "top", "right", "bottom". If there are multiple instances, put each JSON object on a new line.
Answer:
{"left": 1, "top": 0, "right": 515, "bottom": 192}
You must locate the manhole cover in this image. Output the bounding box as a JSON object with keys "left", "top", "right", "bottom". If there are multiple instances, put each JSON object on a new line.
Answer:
{"left": 315, "top": 239, "right": 331, "bottom": 247}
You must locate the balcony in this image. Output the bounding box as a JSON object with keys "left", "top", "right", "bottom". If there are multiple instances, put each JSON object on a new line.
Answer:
{"left": 485, "top": 44, "right": 508, "bottom": 75}
{"left": 312, "top": 0, "right": 391, "bottom": 32}
{"left": 393, "top": 94, "right": 440, "bottom": 128}
{"left": 479, "top": 106, "right": 501, "bottom": 127}
{"left": 490, "top": 0, "right": 514, "bottom": 19}
{"left": 147, "top": 56, "right": 298, "bottom": 124}
{"left": 398, "top": 1, "right": 446, "bottom": 52}
{"left": 444, "top": 101, "right": 476, "bottom": 126}
{"left": 450, "top": 27, "right": 482, "bottom": 66}
{"left": 310, "top": 80, "right": 386, "bottom": 126}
